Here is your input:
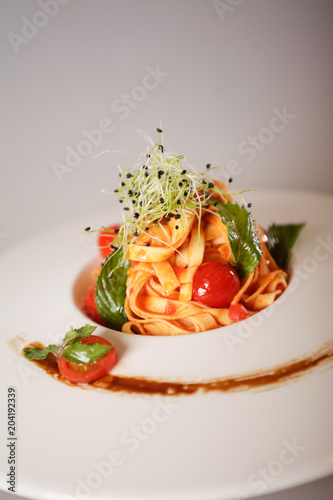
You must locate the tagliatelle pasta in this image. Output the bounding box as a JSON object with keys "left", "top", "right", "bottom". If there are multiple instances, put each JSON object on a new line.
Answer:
{"left": 87, "top": 131, "right": 303, "bottom": 336}
{"left": 22, "top": 131, "right": 306, "bottom": 390}
{"left": 121, "top": 186, "right": 288, "bottom": 336}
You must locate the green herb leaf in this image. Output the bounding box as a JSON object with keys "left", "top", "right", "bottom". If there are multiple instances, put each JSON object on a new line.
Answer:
{"left": 212, "top": 200, "right": 262, "bottom": 279}
{"left": 63, "top": 324, "right": 97, "bottom": 346}
{"left": 23, "top": 344, "right": 57, "bottom": 360}
{"left": 267, "top": 223, "right": 306, "bottom": 269}
{"left": 61, "top": 342, "right": 111, "bottom": 364}
{"left": 95, "top": 247, "right": 131, "bottom": 331}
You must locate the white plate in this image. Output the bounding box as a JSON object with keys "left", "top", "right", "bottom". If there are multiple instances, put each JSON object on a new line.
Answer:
{"left": 1, "top": 189, "right": 333, "bottom": 500}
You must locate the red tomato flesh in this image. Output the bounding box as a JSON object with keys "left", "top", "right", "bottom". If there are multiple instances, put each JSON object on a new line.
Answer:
{"left": 98, "top": 224, "right": 120, "bottom": 259}
{"left": 58, "top": 335, "right": 117, "bottom": 384}
{"left": 192, "top": 260, "right": 240, "bottom": 308}
{"left": 228, "top": 303, "right": 249, "bottom": 322}
{"left": 84, "top": 285, "right": 105, "bottom": 326}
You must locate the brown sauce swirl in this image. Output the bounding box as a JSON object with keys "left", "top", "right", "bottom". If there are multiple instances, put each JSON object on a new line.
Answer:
{"left": 24, "top": 341, "right": 333, "bottom": 396}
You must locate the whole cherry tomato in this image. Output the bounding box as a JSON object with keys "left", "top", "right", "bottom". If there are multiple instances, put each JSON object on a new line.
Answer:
{"left": 84, "top": 285, "right": 104, "bottom": 326}
{"left": 98, "top": 224, "right": 120, "bottom": 259}
{"left": 192, "top": 260, "right": 240, "bottom": 308}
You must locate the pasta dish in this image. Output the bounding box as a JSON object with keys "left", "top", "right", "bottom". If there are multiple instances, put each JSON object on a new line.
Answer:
{"left": 84, "top": 129, "right": 303, "bottom": 336}
{"left": 23, "top": 129, "right": 305, "bottom": 386}
{"left": 121, "top": 180, "right": 288, "bottom": 335}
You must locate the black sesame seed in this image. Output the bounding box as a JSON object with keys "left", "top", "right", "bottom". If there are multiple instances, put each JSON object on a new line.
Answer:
{"left": 139, "top": 201, "right": 143, "bottom": 207}
{"left": 202, "top": 180, "right": 207, "bottom": 185}
{"left": 153, "top": 219, "right": 158, "bottom": 224}
{"left": 181, "top": 169, "right": 187, "bottom": 175}
{"left": 229, "top": 177, "right": 233, "bottom": 183}
{"left": 134, "top": 212, "right": 139, "bottom": 219}
{"left": 160, "top": 197, "right": 165, "bottom": 204}
{"left": 126, "top": 173, "right": 132, "bottom": 178}
{"left": 157, "top": 127, "right": 163, "bottom": 133}
{"left": 114, "top": 228, "right": 119, "bottom": 234}
{"left": 165, "top": 216, "right": 171, "bottom": 222}
{"left": 121, "top": 181, "right": 125, "bottom": 187}
{"left": 128, "top": 190, "right": 133, "bottom": 196}
{"left": 179, "top": 182, "right": 183, "bottom": 187}
{"left": 169, "top": 213, "right": 174, "bottom": 218}
{"left": 177, "top": 200, "right": 181, "bottom": 204}
{"left": 146, "top": 154, "right": 150, "bottom": 158}
{"left": 175, "top": 225, "right": 179, "bottom": 230}
{"left": 124, "top": 207, "right": 129, "bottom": 211}
{"left": 206, "top": 163, "right": 211, "bottom": 169}
{"left": 208, "top": 182, "right": 214, "bottom": 188}
{"left": 158, "top": 170, "right": 164, "bottom": 176}
{"left": 182, "top": 178, "right": 187, "bottom": 183}
{"left": 145, "top": 172, "right": 149, "bottom": 177}
{"left": 134, "top": 230, "right": 139, "bottom": 237}
{"left": 184, "top": 191, "right": 188, "bottom": 197}
{"left": 146, "top": 242, "right": 151, "bottom": 246}
{"left": 145, "top": 227, "right": 149, "bottom": 231}
{"left": 247, "top": 203, "right": 252, "bottom": 208}
{"left": 84, "top": 227, "right": 91, "bottom": 231}
{"left": 114, "top": 189, "right": 119, "bottom": 192}
{"left": 175, "top": 214, "right": 181, "bottom": 220}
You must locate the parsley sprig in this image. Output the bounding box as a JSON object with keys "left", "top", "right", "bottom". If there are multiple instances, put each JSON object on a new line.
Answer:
{"left": 23, "top": 325, "right": 111, "bottom": 364}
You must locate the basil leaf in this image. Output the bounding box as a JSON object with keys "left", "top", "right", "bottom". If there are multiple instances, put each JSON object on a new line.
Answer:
{"left": 95, "top": 247, "right": 131, "bottom": 331}
{"left": 23, "top": 344, "right": 57, "bottom": 360}
{"left": 267, "top": 223, "right": 306, "bottom": 269}
{"left": 212, "top": 200, "right": 262, "bottom": 279}
{"left": 61, "top": 342, "right": 111, "bottom": 364}
{"left": 63, "top": 324, "right": 97, "bottom": 345}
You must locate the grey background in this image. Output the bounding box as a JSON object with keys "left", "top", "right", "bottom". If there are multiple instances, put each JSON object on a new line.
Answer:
{"left": 1, "top": 1, "right": 332, "bottom": 499}
{"left": 1, "top": 0, "right": 333, "bottom": 255}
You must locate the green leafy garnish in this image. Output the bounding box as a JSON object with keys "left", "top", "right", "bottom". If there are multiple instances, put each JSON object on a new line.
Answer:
{"left": 23, "top": 344, "right": 57, "bottom": 360}
{"left": 212, "top": 200, "right": 262, "bottom": 279}
{"left": 95, "top": 247, "right": 131, "bottom": 331}
{"left": 61, "top": 342, "right": 111, "bottom": 364}
{"left": 23, "top": 324, "right": 110, "bottom": 365}
{"left": 63, "top": 324, "right": 96, "bottom": 345}
{"left": 267, "top": 223, "right": 306, "bottom": 268}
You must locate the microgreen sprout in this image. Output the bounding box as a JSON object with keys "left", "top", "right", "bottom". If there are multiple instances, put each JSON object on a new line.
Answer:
{"left": 97, "top": 130, "right": 249, "bottom": 257}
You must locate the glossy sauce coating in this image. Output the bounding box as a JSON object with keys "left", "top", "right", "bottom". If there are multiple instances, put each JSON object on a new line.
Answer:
{"left": 192, "top": 261, "right": 240, "bottom": 308}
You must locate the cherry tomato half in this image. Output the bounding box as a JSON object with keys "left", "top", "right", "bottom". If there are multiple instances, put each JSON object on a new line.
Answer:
{"left": 228, "top": 303, "right": 249, "bottom": 322}
{"left": 84, "top": 285, "right": 105, "bottom": 326}
{"left": 58, "top": 335, "right": 117, "bottom": 384}
{"left": 192, "top": 260, "right": 240, "bottom": 308}
{"left": 98, "top": 224, "right": 120, "bottom": 259}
